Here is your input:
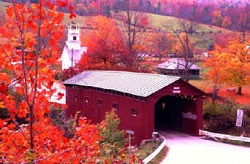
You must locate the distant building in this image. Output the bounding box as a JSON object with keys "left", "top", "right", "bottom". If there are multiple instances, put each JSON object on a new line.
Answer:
{"left": 156, "top": 58, "right": 201, "bottom": 79}
{"left": 200, "top": 52, "right": 210, "bottom": 58}
{"left": 64, "top": 70, "right": 206, "bottom": 145}
{"left": 50, "top": 81, "right": 66, "bottom": 105}
{"left": 60, "top": 22, "right": 87, "bottom": 70}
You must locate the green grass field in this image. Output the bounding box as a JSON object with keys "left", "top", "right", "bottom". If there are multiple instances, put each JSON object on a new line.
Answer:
{"left": 148, "top": 13, "right": 222, "bottom": 33}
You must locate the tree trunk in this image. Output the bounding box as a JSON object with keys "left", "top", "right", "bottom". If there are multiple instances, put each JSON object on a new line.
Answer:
{"left": 237, "top": 86, "right": 242, "bottom": 95}
{"left": 159, "top": 55, "right": 162, "bottom": 62}
{"left": 212, "top": 84, "right": 219, "bottom": 104}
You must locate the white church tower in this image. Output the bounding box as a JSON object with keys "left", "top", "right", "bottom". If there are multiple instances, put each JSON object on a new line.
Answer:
{"left": 61, "top": 22, "right": 87, "bottom": 70}
{"left": 66, "top": 22, "right": 81, "bottom": 50}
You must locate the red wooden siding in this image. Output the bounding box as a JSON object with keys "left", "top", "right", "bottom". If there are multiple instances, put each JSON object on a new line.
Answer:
{"left": 65, "top": 79, "right": 205, "bottom": 146}
{"left": 66, "top": 86, "right": 153, "bottom": 145}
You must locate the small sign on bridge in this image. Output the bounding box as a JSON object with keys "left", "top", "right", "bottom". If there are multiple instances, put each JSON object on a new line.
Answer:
{"left": 236, "top": 109, "right": 244, "bottom": 127}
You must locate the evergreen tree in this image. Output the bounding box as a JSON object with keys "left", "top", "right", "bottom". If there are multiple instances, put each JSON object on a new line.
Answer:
{"left": 100, "top": 110, "right": 127, "bottom": 157}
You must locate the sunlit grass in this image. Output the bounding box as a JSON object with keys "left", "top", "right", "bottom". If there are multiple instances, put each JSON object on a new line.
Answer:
{"left": 189, "top": 79, "right": 214, "bottom": 91}
{"left": 128, "top": 140, "right": 168, "bottom": 163}
{"left": 149, "top": 146, "right": 168, "bottom": 164}
{"left": 138, "top": 141, "right": 159, "bottom": 159}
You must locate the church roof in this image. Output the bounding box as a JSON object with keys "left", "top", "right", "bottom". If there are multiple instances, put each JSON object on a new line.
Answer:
{"left": 63, "top": 70, "right": 180, "bottom": 98}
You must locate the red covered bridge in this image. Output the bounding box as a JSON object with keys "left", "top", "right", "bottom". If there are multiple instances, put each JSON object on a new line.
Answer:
{"left": 64, "top": 70, "right": 206, "bottom": 145}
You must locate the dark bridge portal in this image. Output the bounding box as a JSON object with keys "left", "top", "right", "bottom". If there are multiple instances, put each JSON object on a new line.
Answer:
{"left": 155, "top": 96, "right": 184, "bottom": 131}
{"left": 154, "top": 94, "right": 201, "bottom": 135}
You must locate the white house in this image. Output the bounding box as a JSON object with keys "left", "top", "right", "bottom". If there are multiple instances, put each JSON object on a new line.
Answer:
{"left": 50, "top": 81, "right": 66, "bottom": 105}
{"left": 156, "top": 58, "right": 201, "bottom": 79}
{"left": 60, "top": 22, "right": 87, "bottom": 70}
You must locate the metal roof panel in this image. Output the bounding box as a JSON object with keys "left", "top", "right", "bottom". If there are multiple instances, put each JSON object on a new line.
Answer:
{"left": 64, "top": 70, "right": 180, "bottom": 97}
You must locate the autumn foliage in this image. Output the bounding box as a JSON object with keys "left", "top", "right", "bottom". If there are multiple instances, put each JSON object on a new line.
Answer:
{"left": 0, "top": 1, "right": 144, "bottom": 163}
{"left": 204, "top": 38, "right": 250, "bottom": 96}
{"left": 80, "top": 16, "right": 127, "bottom": 69}
{"left": 0, "top": 1, "right": 100, "bottom": 163}
{"left": 77, "top": 15, "right": 149, "bottom": 72}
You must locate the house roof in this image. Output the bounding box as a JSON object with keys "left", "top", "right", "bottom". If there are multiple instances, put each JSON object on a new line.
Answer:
{"left": 157, "top": 58, "right": 201, "bottom": 70}
{"left": 63, "top": 70, "right": 180, "bottom": 97}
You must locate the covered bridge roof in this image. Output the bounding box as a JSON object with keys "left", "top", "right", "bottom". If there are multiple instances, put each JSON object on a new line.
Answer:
{"left": 63, "top": 70, "right": 180, "bottom": 97}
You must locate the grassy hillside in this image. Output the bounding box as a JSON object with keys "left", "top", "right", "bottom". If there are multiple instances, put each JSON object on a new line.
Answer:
{"left": 148, "top": 13, "right": 218, "bottom": 33}
{"left": 65, "top": 12, "right": 236, "bottom": 51}
{"left": 146, "top": 13, "right": 235, "bottom": 51}
{"left": 0, "top": 1, "right": 235, "bottom": 34}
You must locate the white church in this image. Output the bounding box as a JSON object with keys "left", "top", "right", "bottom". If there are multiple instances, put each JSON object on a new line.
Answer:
{"left": 60, "top": 22, "right": 87, "bottom": 70}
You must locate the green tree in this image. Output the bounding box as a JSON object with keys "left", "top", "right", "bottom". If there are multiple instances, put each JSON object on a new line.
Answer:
{"left": 100, "top": 110, "right": 127, "bottom": 158}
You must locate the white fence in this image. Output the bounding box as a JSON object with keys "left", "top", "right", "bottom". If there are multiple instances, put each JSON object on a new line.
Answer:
{"left": 142, "top": 135, "right": 166, "bottom": 164}
{"left": 199, "top": 130, "right": 250, "bottom": 143}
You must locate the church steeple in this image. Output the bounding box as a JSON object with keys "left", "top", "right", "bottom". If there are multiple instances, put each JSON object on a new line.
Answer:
{"left": 66, "top": 22, "right": 81, "bottom": 50}
{"left": 61, "top": 22, "right": 87, "bottom": 70}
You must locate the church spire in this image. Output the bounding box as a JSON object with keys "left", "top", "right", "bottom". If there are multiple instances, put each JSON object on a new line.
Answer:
{"left": 66, "top": 22, "right": 81, "bottom": 50}
{"left": 61, "top": 22, "right": 87, "bottom": 70}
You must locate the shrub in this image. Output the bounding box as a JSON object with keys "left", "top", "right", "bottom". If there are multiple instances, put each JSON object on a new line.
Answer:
{"left": 49, "top": 106, "right": 76, "bottom": 138}
{"left": 203, "top": 99, "right": 238, "bottom": 132}
{"left": 99, "top": 110, "right": 127, "bottom": 157}
{"left": 0, "top": 108, "right": 9, "bottom": 119}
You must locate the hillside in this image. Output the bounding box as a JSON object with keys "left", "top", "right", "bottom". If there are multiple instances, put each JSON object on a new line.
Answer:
{"left": 2, "top": 0, "right": 250, "bottom": 32}
{"left": 181, "top": 0, "right": 249, "bottom": 6}
{"left": 0, "top": 1, "right": 242, "bottom": 52}
{"left": 66, "top": 12, "right": 235, "bottom": 52}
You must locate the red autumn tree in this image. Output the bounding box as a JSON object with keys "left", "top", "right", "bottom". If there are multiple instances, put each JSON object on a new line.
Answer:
{"left": 212, "top": 32, "right": 236, "bottom": 49}
{"left": 147, "top": 31, "right": 175, "bottom": 61}
{"left": 0, "top": 1, "right": 100, "bottom": 163}
{"left": 78, "top": 15, "right": 127, "bottom": 70}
